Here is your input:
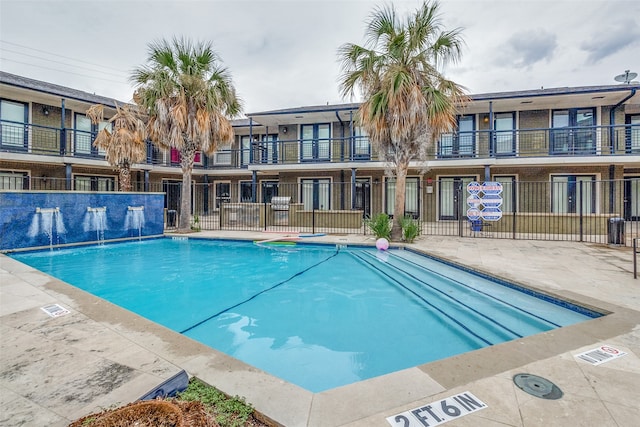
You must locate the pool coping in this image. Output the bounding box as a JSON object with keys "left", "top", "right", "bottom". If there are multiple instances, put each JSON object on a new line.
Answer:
{"left": 2, "top": 235, "right": 639, "bottom": 426}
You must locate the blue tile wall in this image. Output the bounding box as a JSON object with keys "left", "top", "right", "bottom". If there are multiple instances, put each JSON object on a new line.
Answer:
{"left": 0, "top": 192, "right": 165, "bottom": 251}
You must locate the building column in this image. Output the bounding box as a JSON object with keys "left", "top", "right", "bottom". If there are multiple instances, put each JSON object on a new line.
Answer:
{"left": 251, "top": 171, "right": 257, "bottom": 203}
{"left": 60, "top": 99, "right": 66, "bottom": 155}
{"left": 203, "top": 175, "right": 209, "bottom": 214}
{"left": 351, "top": 168, "right": 357, "bottom": 210}
{"left": 65, "top": 163, "right": 72, "bottom": 190}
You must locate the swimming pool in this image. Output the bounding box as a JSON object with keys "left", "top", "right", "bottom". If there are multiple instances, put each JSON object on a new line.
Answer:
{"left": 10, "top": 238, "right": 600, "bottom": 392}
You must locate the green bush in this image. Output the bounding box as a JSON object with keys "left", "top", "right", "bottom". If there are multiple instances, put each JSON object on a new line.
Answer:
{"left": 365, "top": 213, "right": 392, "bottom": 239}
{"left": 177, "top": 377, "right": 253, "bottom": 427}
{"left": 400, "top": 216, "right": 420, "bottom": 243}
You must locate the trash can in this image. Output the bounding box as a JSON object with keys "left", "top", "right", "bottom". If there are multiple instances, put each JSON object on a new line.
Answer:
{"left": 608, "top": 217, "right": 625, "bottom": 245}
{"left": 469, "top": 219, "right": 483, "bottom": 232}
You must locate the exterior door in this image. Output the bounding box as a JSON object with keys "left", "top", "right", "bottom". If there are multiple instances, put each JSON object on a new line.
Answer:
{"left": 301, "top": 124, "right": 330, "bottom": 161}
{"left": 551, "top": 108, "right": 596, "bottom": 154}
{"left": 240, "top": 136, "right": 251, "bottom": 166}
{"left": 354, "top": 178, "right": 371, "bottom": 218}
{"left": 439, "top": 176, "right": 475, "bottom": 220}
{"left": 74, "top": 114, "right": 94, "bottom": 155}
{"left": 215, "top": 182, "right": 231, "bottom": 208}
{"left": 260, "top": 134, "right": 278, "bottom": 164}
{"left": 624, "top": 177, "right": 640, "bottom": 220}
{"left": 439, "top": 115, "right": 475, "bottom": 157}
{"left": 494, "top": 112, "right": 515, "bottom": 155}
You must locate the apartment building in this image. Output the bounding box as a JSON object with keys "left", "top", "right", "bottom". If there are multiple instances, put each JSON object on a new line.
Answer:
{"left": 1, "top": 71, "right": 639, "bottom": 241}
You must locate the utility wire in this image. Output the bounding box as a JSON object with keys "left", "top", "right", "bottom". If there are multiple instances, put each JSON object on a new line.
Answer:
{"left": 1, "top": 57, "right": 131, "bottom": 86}
{"left": 0, "top": 40, "right": 129, "bottom": 74}
{"left": 1, "top": 47, "right": 129, "bottom": 78}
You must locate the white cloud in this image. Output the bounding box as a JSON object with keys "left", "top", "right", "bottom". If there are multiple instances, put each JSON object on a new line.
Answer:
{"left": 1, "top": 0, "right": 638, "bottom": 113}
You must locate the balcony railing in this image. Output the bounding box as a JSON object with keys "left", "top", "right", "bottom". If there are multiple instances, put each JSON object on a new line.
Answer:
{"left": 2, "top": 120, "right": 638, "bottom": 169}
{"left": 436, "top": 124, "right": 640, "bottom": 159}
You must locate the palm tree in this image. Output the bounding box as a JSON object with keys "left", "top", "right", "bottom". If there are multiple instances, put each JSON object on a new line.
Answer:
{"left": 339, "top": 1, "right": 467, "bottom": 240}
{"left": 131, "top": 37, "right": 242, "bottom": 231}
{"left": 86, "top": 103, "right": 146, "bottom": 192}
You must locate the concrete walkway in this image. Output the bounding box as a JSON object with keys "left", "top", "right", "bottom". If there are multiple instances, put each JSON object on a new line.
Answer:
{"left": 1, "top": 233, "right": 638, "bottom": 426}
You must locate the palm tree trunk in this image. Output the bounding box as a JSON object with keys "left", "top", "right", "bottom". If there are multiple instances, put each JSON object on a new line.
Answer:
{"left": 178, "top": 143, "right": 196, "bottom": 231}
{"left": 119, "top": 161, "right": 131, "bottom": 192}
{"left": 392, "top": 161, "right": 409, "bottom": 241}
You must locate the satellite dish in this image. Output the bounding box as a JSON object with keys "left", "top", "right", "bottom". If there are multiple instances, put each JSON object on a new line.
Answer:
{"left": 614, "top": 70, "right": 638, "bottom": 84}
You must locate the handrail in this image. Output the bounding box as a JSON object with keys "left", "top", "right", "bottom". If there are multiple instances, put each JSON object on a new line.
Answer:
{"left": 2, "top": 119, "right": 638, "bottom": 168}
{"left": 634, "top": 238, "right": 639, "bottom": 279}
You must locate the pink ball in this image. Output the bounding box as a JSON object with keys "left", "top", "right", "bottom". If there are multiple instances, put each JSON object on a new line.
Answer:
{"left": 376, "top": 238, "right": 389, "bottom": 251}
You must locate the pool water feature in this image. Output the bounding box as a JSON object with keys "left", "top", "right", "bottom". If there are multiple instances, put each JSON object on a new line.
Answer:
{"left": 10, "top": 239, "right": 600, "bottom": 392}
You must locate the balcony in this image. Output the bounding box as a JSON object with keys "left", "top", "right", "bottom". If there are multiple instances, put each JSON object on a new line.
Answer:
{"left": 436, "top": 124, "right": 639, "bottom": 159}
{"left": 2, "top": 120, "right": 638, "bottom": 169}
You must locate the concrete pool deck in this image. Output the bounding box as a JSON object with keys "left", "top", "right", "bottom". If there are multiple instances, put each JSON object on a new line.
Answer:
{"left": 1, "top": 233, "right": 639, "bottom": 426}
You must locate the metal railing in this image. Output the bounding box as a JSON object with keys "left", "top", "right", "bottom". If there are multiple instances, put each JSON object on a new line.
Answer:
{"left": 3, "top": 120, "right": 639, "bottom": 169}
{"left": 2, "top": 178, "right": 638, "bottom": 246}
{"left": 156, "top": 180, "right": 638, "bottom": 246}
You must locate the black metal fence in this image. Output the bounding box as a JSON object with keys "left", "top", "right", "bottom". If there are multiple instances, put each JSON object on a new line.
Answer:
{"left": 2, "top": 177, "right": 637, "bottom": 246}
{"left": 158, "top": 180, "right": 638, "bottom": 246}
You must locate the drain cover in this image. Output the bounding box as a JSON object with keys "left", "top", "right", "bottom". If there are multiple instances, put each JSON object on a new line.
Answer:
{"left": 513, "top": 373, "right": 563, "bottom": 400}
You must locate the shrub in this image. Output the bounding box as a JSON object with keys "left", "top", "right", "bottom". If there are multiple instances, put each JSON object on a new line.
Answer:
{"left": 400, "top": 216, "right": 420, "bottom": 243}
{"left": 178, "top": 377, "right": 254, "bottom": 427}
{"left": 365, "top": 213, "right": 392, "bottom": 239}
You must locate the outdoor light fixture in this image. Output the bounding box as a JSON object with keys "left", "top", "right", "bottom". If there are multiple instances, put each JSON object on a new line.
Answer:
{"left": 483, "top": 115, "right": 489, "bottom": 123}
{"left": 42, "top": 106, "right": 50, "bottom": 116}
{"left": 282, "top": 126, "right": 288, "bottom": 134}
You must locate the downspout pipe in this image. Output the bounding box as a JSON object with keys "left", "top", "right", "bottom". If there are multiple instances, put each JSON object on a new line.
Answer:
{"left": 608, "top": 88, "right": 636, "bottom": 214}
{"left": 609, "top": 88, "right": 636, "bottom": 150}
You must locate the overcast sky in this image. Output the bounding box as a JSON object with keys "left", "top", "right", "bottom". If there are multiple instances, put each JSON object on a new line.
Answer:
{"left": 1, "top": 0, "right": 638, "bottom": 115}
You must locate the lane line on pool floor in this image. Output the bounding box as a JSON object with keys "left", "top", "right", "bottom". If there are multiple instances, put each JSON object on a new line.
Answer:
{"left": 179, "top": 248, "right": 342, "bottom": 334}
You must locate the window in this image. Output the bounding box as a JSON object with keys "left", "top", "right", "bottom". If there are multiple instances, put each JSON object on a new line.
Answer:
{"left": 301, "top": 178, "right": 331, "bottom": 210}
{"left": 170, "top": 148, "right": 201, "bottom": 165}
{"left": 1, "top": 99, "right": 27, "bottom": 148}
{"left": 0, "top": 171, "right": 28, "bottom": 189}
{"left": 300, "top": 124, "right": 330, "bottom": 161}
{"left": 214, "top": 141, "right": 232, "bottom": 165}
{"left": 439, "top": 115, "right": 475, "bottom": 157}
{"left": 626, "top": 114, "right": 640, "bottom": 153}
{"left": 494, "top": 112, "right": 515, "bottom": 155}
{"left": 385, "top": 177, "right": 420, "bottom": 218}
{"left": 493, "top": 176, "right": 515, "bottom": 213}
{"left": 74, "top": 175, "right": 115, "bottom": 191}
{"left": 551, "top": 175, "right": 595, "bottom": 214}
{"left": 551, "top": 109, "right": 596, "bottom": 155}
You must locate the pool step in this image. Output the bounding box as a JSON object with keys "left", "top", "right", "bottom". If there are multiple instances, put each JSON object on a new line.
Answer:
{"left": 350, "top": 250, "right": 558, "bottom": 344}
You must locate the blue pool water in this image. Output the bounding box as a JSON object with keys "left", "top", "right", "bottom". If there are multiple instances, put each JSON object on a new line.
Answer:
{"left": 10, "top": 238, "right": 599, "bottom": 392}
